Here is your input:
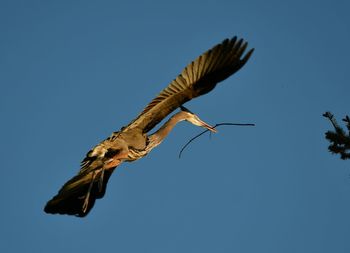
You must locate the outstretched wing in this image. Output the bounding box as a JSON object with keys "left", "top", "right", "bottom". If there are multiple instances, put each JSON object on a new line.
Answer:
{"left": 44, "top": 166, "right": 116, "bottom": 217}
{"left": 124, "top": 36, "right": 254, "bottom": 133}
{"left": 44, "top": 136, "right": 126, "bottom": 217}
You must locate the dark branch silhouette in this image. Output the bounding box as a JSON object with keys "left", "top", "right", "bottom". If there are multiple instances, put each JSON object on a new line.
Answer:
{"left": 179, "top": 122, "right": 255, "bottom": 158}
{"left": 323, "top": 112, "right": 350, "bottom": 160}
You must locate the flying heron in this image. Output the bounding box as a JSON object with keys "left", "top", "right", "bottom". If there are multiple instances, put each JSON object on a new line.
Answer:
{"left": 44, "top": 36, "right": 254, "bottom": 217}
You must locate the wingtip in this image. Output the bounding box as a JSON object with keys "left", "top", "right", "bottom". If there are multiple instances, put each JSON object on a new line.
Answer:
{"left": 230, "top": 36, "right": 237, "bottom": 44}
{"left": 44, "top": 198, "right": 90, "bottom": 217}
{"left": 242, "top": 47, "right": 255, "bottom": 63}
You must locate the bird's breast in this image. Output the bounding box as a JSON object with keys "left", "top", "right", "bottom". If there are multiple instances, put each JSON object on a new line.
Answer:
{"left": 126, "top": 148, "right": 149, "bottom": 161}
{"left": 119, "top": 129, "right": 147, "bottom": 150}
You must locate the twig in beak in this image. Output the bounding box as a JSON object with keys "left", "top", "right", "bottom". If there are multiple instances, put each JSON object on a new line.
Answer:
{"left": 178, "top": 122, "right": 255, "bottom": 158}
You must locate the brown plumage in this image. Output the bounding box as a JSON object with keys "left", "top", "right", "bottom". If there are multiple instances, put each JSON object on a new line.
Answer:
{"left": 44, "top": 36, "right": 254, "bottom": 217}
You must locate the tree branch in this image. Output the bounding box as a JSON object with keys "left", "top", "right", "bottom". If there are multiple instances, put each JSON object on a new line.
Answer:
{"left": 323, "top": 112, "right": 350, "bottom": 160}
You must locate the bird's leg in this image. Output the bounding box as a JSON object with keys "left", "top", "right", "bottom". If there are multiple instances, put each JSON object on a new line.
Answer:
{"left": 82, "top": 171, "right": 97, "bottom": 213}
{"left": 98, "top": 168, "right": 105, "bottom": 192}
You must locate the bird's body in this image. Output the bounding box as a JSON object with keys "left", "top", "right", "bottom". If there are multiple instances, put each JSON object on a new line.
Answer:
{"left": 44, "top": 37, "right": 254, "bottom": 217}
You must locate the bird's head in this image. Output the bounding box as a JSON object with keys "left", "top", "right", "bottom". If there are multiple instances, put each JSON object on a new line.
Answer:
{"left": 180, "top": 106, "right": 217, "bottom": 133}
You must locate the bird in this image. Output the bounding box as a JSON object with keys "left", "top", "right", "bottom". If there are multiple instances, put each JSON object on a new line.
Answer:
{"left": 44, "top": 36, "right": 254, "bottom": 217}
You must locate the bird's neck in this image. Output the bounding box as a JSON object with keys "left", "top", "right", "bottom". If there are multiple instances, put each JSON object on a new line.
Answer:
{"left": 148, "top": 112, "right": 186, "bottom": 147}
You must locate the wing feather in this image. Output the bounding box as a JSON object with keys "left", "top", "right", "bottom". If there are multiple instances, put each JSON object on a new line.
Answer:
{"left": 124, "top": 36, "right": 254, "bottom": 133}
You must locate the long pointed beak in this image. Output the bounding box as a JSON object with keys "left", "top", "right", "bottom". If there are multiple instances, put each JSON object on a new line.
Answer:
{"left": 198, "top": 118, "right": 217, "bottom": 133}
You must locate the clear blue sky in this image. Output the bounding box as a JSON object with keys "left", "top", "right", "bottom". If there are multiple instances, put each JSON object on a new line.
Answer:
{"left": 1, "top": 0, "right": 349, "bottom": 252}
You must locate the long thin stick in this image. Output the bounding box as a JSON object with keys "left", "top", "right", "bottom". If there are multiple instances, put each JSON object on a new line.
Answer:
{"left": 178, "top": 122, "right": 255, "bottom": 158}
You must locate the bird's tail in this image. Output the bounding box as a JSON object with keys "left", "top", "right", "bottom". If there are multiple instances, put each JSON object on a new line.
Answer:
{"left": 44, "top": 167, "right": 115, "bottom": 217}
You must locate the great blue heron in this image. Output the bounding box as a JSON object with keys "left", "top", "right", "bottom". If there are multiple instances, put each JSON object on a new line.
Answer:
{"left": 44, "top": 36, "right": 254, "bottom": 217}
